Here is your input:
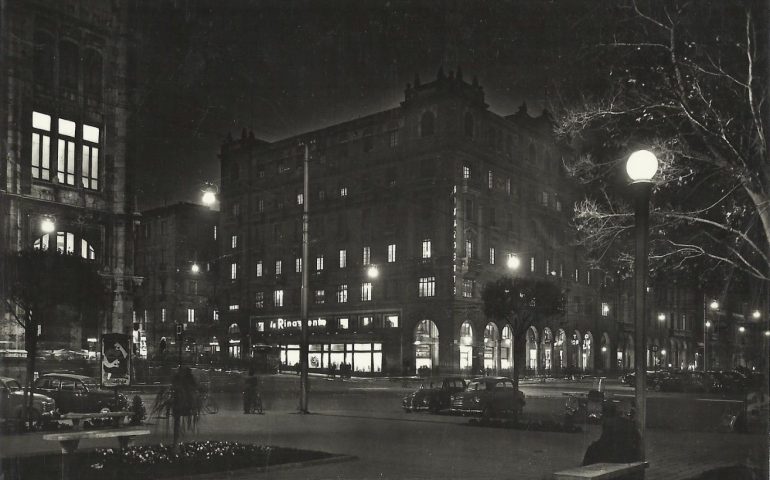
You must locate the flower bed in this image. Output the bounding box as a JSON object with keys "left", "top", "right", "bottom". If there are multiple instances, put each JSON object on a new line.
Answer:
{"left": 1, "top": 441, "right": 338, "bottom": 480}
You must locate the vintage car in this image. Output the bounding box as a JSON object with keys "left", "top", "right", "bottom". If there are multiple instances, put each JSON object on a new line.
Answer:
{"left": 449, "top": 376, "right": 525, "bottom": 421}
{"left": 33, "top": 373, "right": 129, "bottom": 414}
{"left": 402, "top": 377, "right": 467, "bottom": 413}
{"left": 0, "top": 376, "right": 58, "bottom": 429}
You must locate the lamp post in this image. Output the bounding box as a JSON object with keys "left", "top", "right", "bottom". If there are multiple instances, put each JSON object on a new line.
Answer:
{"left": 299, "top": 142, "right": 310, "bottom": 414}
{"left": 627, "top": 149, "right": 658, "bottom": 464}
{"left": 704, "top": 320, "right": 711, "bottom": 371}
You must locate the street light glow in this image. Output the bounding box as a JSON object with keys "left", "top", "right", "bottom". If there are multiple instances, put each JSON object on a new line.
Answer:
{"left": 658, "top": 313, "right": 666, "bottom": 322}
{"left": 752, "top": 310, "right": 761, "bottom": 319}
{"left": 738, "top": 326, "right": 746, "bottom": 333}
{"left": 626, "top": 150, "right": 659, "bottom": 182}
{"left": 506, "top": 254, "right": 520, "bottom": 270}
{"left": 709, "top": 300, "right": 719, "bottom": 310}
{"left": 660, "top": 349, "right": 666, "bottom": 356}
{"left": 705, "top": 320, "right": 712, "bottom": 328}
{"left": 366, "top": 265, "right": 379, "bottom": 279}
{"left": 201, "top": 190, "right": 217, "bottom": 206}
{"left": 765, "top": 330, "right": 770, "bottom": 337}
{"left": 191, "top": 263, "right": 200, "bottom": 274}
{"left": 40, "top": 217, "right": 56, "bottom": 234}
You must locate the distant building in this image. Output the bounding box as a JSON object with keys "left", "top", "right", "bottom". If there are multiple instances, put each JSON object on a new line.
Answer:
{"left": 134, "top": 203, "right": 219, "bottom": 361}
{"left": 0, "top": 1, "right": 140, "bottom": 352}
{"left": 217, "top": 69, "right": 629, "bottom": 376}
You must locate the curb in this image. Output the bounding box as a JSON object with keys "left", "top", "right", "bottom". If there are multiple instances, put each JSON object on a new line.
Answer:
{"left": 166, "top": 454, "right": 358, "bottom": 479}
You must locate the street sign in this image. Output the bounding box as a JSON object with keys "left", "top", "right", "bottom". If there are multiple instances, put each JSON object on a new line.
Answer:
{"left": 101, "top": 333, "right": 131, "bottom": 387}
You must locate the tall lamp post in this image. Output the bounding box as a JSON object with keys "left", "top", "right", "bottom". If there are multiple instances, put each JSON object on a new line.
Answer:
{"left": 299, "top": 142, "right": 310, "bottom": 414}
{"left": 704, "top": 320, "right": 711, "bottom": 371}
{"left": 627, "top": 149, "right": 658, "bottom": 464}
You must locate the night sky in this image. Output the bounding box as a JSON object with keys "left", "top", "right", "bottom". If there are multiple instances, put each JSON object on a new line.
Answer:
{"left": 131, "top": 0, "right": 598, "bottom": 209}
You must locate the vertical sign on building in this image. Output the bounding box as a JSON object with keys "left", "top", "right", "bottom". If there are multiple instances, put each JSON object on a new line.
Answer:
{"left": 101, "top": 333, "right": 131, "bottom": 387}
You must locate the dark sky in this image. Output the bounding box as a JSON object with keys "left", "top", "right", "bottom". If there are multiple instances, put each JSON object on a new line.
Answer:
{"left": 131, "top": 0, "right": 597, "bottom": 209}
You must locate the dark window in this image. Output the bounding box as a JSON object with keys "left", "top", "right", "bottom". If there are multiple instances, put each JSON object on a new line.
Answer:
{"left": 420, "top": 111, "right": 435, "bottom": 137}
{"left": 33, "top": 31, "right": 55, "bottom": 87}
{"left": 59, "top": 41, "right": 79, "bottom": 91}
{"left": 464, "top": 112, "right": 474, "bottom": 137}
{"left": 83, "top": 49, "right": 103, "bottom": 100}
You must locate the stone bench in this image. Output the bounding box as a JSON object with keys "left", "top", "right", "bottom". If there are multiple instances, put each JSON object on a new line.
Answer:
{"left": 59, "top": 411, "right": 132, "bottom": 430}
{"left": 553, "top": 461, "right": 648, "bottom": 480}
{"left": 43, "top": 428, "right": 151, "bottom": 480}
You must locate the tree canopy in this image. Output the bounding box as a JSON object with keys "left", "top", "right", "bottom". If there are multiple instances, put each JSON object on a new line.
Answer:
{"left": 553, "top": 0, "right": 769, "bottom": 289}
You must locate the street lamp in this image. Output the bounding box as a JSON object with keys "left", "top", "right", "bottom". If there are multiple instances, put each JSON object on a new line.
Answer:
{"left": 191, "top": 263, "right": 200, "bottom": 274}
{"left": 704, "top": 320, "right": 712, "bottom": 372}
{"left": 657, "top": 313, "right": 666, "bottom": 322}
{"left": 201, "top": 185, "right": 218, "bottom": 207}
{"left": 40, "top": 217, "right": 56, "bottom": 234}
{"left": 738, "top": 326, "right": 746, "bottom": 334}
{"left": 506, "top": 254, "right": 521, "bottom": 270}
{"left": 366, "top": 265, "right": 379, "bottom": 279}
{"left": 626, "top": 148, "right": 658, "bottom": 463}
{"left": 752, "top": 310, "right": 761, "bottom": 319}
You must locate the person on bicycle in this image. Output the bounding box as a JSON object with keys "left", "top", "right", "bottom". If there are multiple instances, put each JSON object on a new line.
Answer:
{"left": 243, "top": 367, "right": 260, "bottom": 414}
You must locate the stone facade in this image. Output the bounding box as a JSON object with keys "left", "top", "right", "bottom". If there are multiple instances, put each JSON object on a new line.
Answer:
{"left": 0, "top": 0, "right": 138, "bottom": 352}
{"left": 134, "top": 202, "right": 219, "bottom": 361}
{"left": 217, "top": 70, "right": 651, "bottom": 376}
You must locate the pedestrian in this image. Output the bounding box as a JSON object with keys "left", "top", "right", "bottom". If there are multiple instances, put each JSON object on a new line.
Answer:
{"left": 583, "top": 402, "right": 642, "bottom": 478}
{"left": 295, "top": 362, "right": 301, "bottom": 375}
{"left": 243, "top": 367, "right": 259, "bottom": 413}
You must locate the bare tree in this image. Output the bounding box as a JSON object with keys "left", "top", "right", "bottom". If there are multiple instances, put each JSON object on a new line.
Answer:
{"left": 554, "top": 0, "right": 769, "bottom": 283}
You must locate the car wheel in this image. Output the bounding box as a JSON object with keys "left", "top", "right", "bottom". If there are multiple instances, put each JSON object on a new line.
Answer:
{"left": 481, "top": 406, "right": 494, "bottom": 424}
{"left": 18, "top": 408, "right": 41, "bottom": 432}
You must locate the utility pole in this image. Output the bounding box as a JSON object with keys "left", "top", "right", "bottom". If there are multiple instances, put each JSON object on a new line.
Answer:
{"left": 299, "top": 142, "right": 310, "bottom": 413}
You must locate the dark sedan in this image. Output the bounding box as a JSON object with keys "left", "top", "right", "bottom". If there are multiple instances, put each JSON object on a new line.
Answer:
{"left": 403, "top": 377, "right": 467, "bottom": 413}
{"left": 0, "top": 376, "right": 58, "bottom": 429}
{"left": 33, "top": 373, "right": 129, "bottom": 413}
{"left": 450, "top": 376, "right": 525, "bottom": 421}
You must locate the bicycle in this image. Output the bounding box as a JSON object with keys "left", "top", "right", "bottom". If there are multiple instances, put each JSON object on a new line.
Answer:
{"left": 201, "top": 391, "right": 219, "bottom": 414}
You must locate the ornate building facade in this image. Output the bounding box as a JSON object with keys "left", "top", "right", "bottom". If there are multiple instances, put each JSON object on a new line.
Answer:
{"left": 217, "top": 69, "right": 701, "bottom": 376}
{"left": 0, "top": 0, "right": 139, "bottom": 352}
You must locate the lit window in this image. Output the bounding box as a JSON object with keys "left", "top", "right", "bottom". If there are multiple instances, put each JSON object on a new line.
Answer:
{"left": 545, "top": 259, "right": 551, "bottom": 275}
{"left": 384, "top": 315, "right": 399, "bottom": 328}
{"left": 489, "top": 247, "right": 495, "bottom": 265}
{"left": 273, "top": 290, "right": 284, "bottom": 307}
{"left": 388, "top": 130, "right": 399, "bottom": 147}
{"left": 463, "top": 279, "right": 473, "bottom": 298}
{"left": 387, "top": 244, "right": 396, "bottom": 263}
{"left": 81, "top": 124, "right": 99, "bottom": 190}
{"left": 161, "top": 308, "right": 166, "bottom": 323}
{"left": 314, "top": 289, "right": 325, "bottom": 304}
{"left": 530, "top": 256, "right": 536, "bottom": 272}
{"left": 361, "top": 316, "right": 372, "bottom": 328}
{"left": 213, "top": 226, "right": 217, "bottom": 240}
{"left": 488, "top": 170, "right": 494, "bottom": 189}
{"left": 337, "top": 284, "right": 348, "bottom": 303}
{"left": 275, "top": 260, "right": 282, "bottom": 275}
{"left": 57, "top": 118, "right": 76, "bottom": 185}
{"left": 419, "top": 277, "right": 436, "bottom": 297}
{"left": 316, "top": 255, "right": 324, "bottom": 271}
{"left": 362, "top": 246, "right": 371, "bottom": 266}
{"left": 506, "top": 178, "right": 511, "bottom": 195}
{"left": 556, "top": 199, "right": 562, "bottom": 212}
{"left": 232, "top": 202, "right": 240, "bottom": 217}
{"left": 297, "top": 193, "right": 304, "bottom": 205}
{"left": 213, "top": 310, "right": 219, "bottom": 321}
{"left": 229, "top": 304, "right": 239, "bottom": 311}
{"left": 340, "top": 186, "right": 348, "bottom": 197}
{"left": 257, "top": 322, "right": 265, "bottom": 332}
{"left": 255, "top": 292, "right": 264, "bottom": 309}
{"left": 465, "top": 240, "right": 473, "bottom": 259}
{"left": 422, "top": 239, "right": 432, "bottom": 259}
{"left": 230, "top": 262, "right": 237, "bottom": 280}
{"left": 463, "top": 165, "right": 470, "bottom": 180}
{"left": 361, "top": 282, "right": 372, "bottom": 301}
{"left": 231, "top": 235, "right": 238, "bottom": 249}
{"left": 601, "top": 303, "right": 610, "bottom": 317}
{"left": 256, "top": 261, "right": 263, "bottom": 277}
{"left": 587, "top": 270, "right": 591, "bottom": 285}
{"left": 339, "top": 249, "right": 347, "bottom": 268}
{"left": 187, "top": 308, "right": 195, "bottom": 323}
{"left": 295, "top": 258, "right": 302, "bottom": 273}
{"left": 541, "top": 191, "right": 549, "bottom": 207}
{"left": 575, "top": 268, "right": 580, "bottom": 282}
{"left": 338, "top": 317, "right": 349, "bottom": 329}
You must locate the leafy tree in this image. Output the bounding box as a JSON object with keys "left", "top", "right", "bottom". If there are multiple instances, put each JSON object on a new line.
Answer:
{"left": 553, "top": 0, "right": 769, "bottom": 285}
{"left": 3, "top": 249, "right": 106, "bottom": 430}
{"left": 481, "top": 277, "right": 565, "bottom": 390}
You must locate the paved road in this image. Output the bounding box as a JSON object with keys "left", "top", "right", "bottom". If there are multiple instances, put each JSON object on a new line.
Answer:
{"left": 1, "top": 374, "right": 766, "bottom": 479}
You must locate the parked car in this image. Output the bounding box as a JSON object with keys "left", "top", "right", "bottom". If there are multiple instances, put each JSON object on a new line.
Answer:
{"left": 450, "top": 376, "right": 525, "bottom": 421}
{"left": 711, "top": 370, "right": 751, "bottom": 393}
{"left": 0, "top": 376, "right": 58, "bottom": 430}
{"left": 33, "top": 373, "right": 129, "bottom": 414}
{"left": 403, "top": 377, "right": 467, "bottom": 413}
{"left": 658, "top": 371, "right": 721, "bottom": 393}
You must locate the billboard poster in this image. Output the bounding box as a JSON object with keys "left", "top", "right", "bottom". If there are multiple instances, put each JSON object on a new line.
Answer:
{"left": 101, "top": 333, "right": 131, "bottom": 387}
